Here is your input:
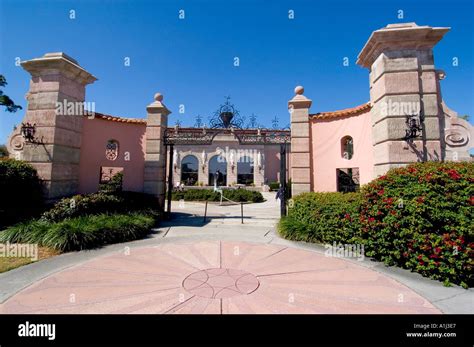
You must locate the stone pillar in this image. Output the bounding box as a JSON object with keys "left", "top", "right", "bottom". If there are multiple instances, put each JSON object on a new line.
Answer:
{"left": 144, "top": 93, "right": 171, "bottom": 210}
{"left": 198, "top": 149, "right": 207, "bottom": 186}
{"left": 253, "top": 147, "right": 265, "bottom": 188}
{"left": 227, "top": 153, "right": 237, "bottom": 187}
{"left": 288, "top": 86, "right": 312, "bottom": 196}
{"left": 8, "top": 52, "right": 97, "bottom": 200}
{"left": 357, "top": 23, "right": 450, "bottom": 177}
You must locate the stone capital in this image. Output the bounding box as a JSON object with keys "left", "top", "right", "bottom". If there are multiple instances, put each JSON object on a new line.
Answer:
{"left": 146, "top": 92, "right": 171, "bottom": 116}
{"left": 288, "top": 85, "right": 312, "bottom": 110}
{"left": 21, "top": 52, "right": 97, "bottom": 85}
{"left": 357, "top": 23, "right": 450, "bottom": 69}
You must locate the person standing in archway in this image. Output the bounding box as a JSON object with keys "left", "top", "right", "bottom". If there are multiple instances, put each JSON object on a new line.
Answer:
{"left": 215, "top": 169, "right": 222, "bottom": 187}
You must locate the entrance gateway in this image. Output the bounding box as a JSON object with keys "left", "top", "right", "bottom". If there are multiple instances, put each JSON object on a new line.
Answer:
{"left": 7, "top": 23, "right": 473, "bottom": 210}
{"left": 163, "top": 98, "right": 291, "bottom": 217}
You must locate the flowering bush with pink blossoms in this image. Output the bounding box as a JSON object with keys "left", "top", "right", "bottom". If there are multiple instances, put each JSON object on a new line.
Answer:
{"left": 280, "top": 161, "right": 473, "bottom": 288}
{"left": 359, "top": 161, "right": 473, "bottom": 288}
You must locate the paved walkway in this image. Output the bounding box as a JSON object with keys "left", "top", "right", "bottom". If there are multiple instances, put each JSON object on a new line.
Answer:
{"left": 0, "top": 193, "right": 472, "bottom": 314}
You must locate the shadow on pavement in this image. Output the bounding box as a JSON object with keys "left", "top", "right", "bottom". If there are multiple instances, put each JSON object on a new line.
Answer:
{"left": 158, "top": 212, "right": 252, "bottom": 227}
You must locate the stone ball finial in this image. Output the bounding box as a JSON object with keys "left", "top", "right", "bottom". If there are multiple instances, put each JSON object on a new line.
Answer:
{"left": 154, "top": 93, "right": 163, "bottom": 101}
{"left": 295, "top": 86, "right": 304, "bottom": 95}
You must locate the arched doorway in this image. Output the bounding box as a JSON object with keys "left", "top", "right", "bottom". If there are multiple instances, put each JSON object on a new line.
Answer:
{"left": 237, "top": 156, "right": 254, "bottom": 185}
{"left": 181, "top": 155, "right": 198, "bottom": 185}
{"left": 208, "top": 155, "right": 227, "bottom": 186}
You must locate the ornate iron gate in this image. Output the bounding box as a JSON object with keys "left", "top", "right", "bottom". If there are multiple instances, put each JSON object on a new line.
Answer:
{"left": 163, "top": 126, "right": 291, "bottom": 217}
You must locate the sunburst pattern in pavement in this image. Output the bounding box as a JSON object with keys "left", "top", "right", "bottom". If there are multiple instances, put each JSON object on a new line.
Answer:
{"left": 183, "top": 268, "right": 260, "bottom": 299}
{"left": 0, "top": 241, "right": 440, "bottom": 314}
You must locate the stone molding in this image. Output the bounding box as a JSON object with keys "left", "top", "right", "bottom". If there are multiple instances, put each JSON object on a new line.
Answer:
{"left": 357, "top": 23, "right": 450, "bottom": 68}
{"left": 21, "top": 52, "right": 97, "bottom": 85}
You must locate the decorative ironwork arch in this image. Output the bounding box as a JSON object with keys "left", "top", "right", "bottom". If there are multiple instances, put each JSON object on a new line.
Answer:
{"left": 164, "top": 127, "right": 290, "bottom": 146}
{"left": 163, "top": 97, "right": 291, "bottom": 218}
{"left": 208, "top": 96, "right": 244, "bottom": 129}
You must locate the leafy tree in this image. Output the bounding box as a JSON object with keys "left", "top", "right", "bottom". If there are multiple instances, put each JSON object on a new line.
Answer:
{"left": 0, "top": 75, "right": 22, "bottom": 112}
{"left": 0, "top": 144, "right": 8, "bottom": 158}
{"left": 459, "top": 114, "right": 470, "bottom": 122}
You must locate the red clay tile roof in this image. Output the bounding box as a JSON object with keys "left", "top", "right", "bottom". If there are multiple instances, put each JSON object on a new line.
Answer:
{"left": 91, "top": 112, "right": 147, "bottom": 124}
{"left": 90, "top": 103, "right": 372, "bottom": 126}
{"left": 85, "top": 114, "right": 291, "bottom": 134}
{"left": 310, "top": 102, "right": 371, "bottom": 120}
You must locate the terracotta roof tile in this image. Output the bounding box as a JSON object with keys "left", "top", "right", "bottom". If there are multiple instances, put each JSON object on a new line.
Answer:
{"left": 310, "top": 102, "right": 371, "bottom": 120}
{"left": 91, "top": 112, "right": 147, "bottom": 124}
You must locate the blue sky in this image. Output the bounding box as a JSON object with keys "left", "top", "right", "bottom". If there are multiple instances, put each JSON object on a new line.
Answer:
{"left": 1, "top": 0, "right": 473, "bottom": 144}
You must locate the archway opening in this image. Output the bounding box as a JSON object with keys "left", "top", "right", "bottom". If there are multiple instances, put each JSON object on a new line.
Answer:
{"left": 237, "top": 156, "right": 254, "bottom": 185}
{"left": 208, "top": 155, "right": 227, "bottom": 186}
{"left": 181, "top": 155, "right": 198, "bottom": 186}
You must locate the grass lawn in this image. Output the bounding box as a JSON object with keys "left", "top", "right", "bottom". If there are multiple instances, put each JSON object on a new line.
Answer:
{"left": 0, "top": 246, "right": 60, "bottom": 273}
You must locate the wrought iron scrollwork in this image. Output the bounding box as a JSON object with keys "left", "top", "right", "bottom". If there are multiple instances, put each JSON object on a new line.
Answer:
{"left": 164, "top": 127, "right": 290, "bottom": 146}
{"left": 208, "top": 96, "right": 244, "bottom": 129}
{"left": 164, "top": 96, "right": 290, "bottom": 146}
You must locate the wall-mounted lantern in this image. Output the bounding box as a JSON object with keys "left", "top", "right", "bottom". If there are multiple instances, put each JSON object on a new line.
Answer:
{"left": 403, "top": 112, "right": 428, "bottom": 162}
{"left": 21, "top": 122, "right": 43, "bottom": 144}
{"left": 403, "top": 113, "right": 424, "bottom": 142}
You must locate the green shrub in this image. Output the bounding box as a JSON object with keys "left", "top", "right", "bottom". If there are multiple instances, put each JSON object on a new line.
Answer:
{"left": 269, "top": 182, "right": 280, "bottom": 191}
{"left": 0, "top": 145, "right": 8, "bottom": 158}
{"left": 359, "top": 161, "right": 473, "bottom": 288}
{"left": 0, "top": 212, "right": 155, "bottom": 252}
{"left": 99, "top": 172, "right": 123, "bottom": 194}
{"left": 41, "top": 191, "right": 160, "bottom": 222}
{"left": 278, "top": 162, "right": 473, "bottom": 288}
{"left": 279, "top": 192, "right": 362, "bottom": 244}
{"left": 172, "top": 188, "right": 264, "bottom": 203}
{"left": 0, "top": 158, "right": 44, "bottom": 228}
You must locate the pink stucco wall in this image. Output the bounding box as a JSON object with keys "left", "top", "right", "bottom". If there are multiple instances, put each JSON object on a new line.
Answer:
{"left": 264, "top": 145, "right": 281, "bottom": 183}
{"left": 78, "top": 118, "right": 146, "bottom": 194}
{"left": 310, "top": 110, "right": 374, "bottom": 192}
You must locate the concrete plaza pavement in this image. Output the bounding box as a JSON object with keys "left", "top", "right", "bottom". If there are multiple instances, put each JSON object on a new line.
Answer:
{"left": 0, "top": 193, "right": 472, "bottom": 314}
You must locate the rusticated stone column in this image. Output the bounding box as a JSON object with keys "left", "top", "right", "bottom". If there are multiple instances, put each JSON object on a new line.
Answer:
{"left": 357, "top": 23, "right": 450, "bottom": 177}
{"left": 144, "top": 93, "right": 171, "bottom": 210}
{"left": 253, "top": 148, "right": 265, "bottom": 188}
{"left": 289, "top": 86, "right": 312, "bottom": 196}
{"left": 8, "top": 52, "right": 97, "bottom": 200}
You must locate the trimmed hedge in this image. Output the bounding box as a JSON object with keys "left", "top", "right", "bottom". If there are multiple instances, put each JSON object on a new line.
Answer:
{"left": 279, "top": 161, "right": 474, "bottom": 288}
{"left": 0, "top": 212, "right": 155, "bottom": 252}
{"left": 41, "top": 191, "right": 160, "bottom": 222}
{"left": 99, "top": 172, "right": 123, "bottom": 194}
{"left": 359, "top": 161, "right": 473, "bottom": 288}
{"left": 279, "top": 192, "right": 362, "bottom": 244}
{"left": 0, "top": 158, "right": 44, "bottom": 228}
{"left": 268, "top": 182, "right": 280, "bottom": 191}
{"left": 172, "top": 188, "right": 264, "bottom": 203}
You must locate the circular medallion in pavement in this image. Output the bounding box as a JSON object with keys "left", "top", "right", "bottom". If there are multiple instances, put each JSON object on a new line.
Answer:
{"left": 182, "top": 268, "right": 259, "bottom": 299}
